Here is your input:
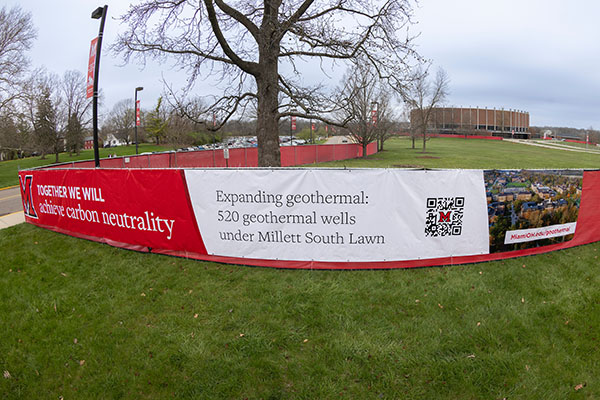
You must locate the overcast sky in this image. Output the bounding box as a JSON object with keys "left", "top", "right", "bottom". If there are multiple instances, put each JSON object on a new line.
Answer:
{"left": 7, "top": 0, "right": 600, "bottom": 129}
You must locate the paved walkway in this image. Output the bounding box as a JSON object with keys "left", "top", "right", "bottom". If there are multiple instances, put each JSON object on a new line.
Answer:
{"left": 0, "top": 186, "right": 21, "bottom": 217}
{"left": 0, "top": 211, "right": 24, "bottom": 230}
{"left": 505, "top": 139, "right": 600, "bottom": 155}
{"left": 0, "top": 185, "right": 24, "bottom": 230}
{"left": 324, "top": 135, "right": 354, "bottom": 144}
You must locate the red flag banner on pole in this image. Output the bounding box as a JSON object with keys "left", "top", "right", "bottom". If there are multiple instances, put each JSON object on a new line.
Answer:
{"left": 136, "top": 100, "right": 141, "bottom": 127}
{"left": 291, "top": 116, "right": 296, "bottom": 131}
{"left": 86, "top": 37, "right": 98, "bottom": 99}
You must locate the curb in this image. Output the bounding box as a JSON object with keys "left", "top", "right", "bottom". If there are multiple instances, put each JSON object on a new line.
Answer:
{"left": 0, "top": 185, "right": 18, "bottom": 191}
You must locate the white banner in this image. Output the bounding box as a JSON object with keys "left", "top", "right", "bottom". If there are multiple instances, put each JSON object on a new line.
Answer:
{"left": 185, "top": 169, "right": 490, "bottom": 262}
{"left": 504, "top": 222, "right": 577, "bottom": 244}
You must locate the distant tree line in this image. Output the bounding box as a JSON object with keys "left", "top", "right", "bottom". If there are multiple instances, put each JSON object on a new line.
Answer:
{"left": 1, "top": 2, "right": 458, "bottom": 164}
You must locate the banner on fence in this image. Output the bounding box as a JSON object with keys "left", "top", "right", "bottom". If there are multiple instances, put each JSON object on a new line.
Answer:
{"left": 19, "top": 169, "right": 206, "bottom": 254}
{"left": 185, "top": 169, "right": 489, "bottom": 262}
{"left": 18, "top": 167, "right": 596, "bottom": 269}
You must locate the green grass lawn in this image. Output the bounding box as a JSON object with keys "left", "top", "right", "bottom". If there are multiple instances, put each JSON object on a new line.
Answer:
{"left": 312, "top": 137, "right": 600, "bottom": 169}
{"left": 1, "top": 224, "right": 599, "bottom": 399}
{"left": 2, "top": 136, "right": 600, "bottom": 399}
{"left": 0, "top": 144, "right": 171, "bottom": 188}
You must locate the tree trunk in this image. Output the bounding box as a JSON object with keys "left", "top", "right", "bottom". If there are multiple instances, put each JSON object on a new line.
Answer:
{"left": 422, "top": 131, "right": 427, "bottom": 152}
{"left": 362, "top": 141, "right": 368, "bottom": 158}
{"left": 256, "top": 45, "right": 281, "bottom": 167}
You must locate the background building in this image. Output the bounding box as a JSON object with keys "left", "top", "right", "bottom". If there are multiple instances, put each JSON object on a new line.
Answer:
{"left": 411, "top": 107, "right": 530, "bottom": 139}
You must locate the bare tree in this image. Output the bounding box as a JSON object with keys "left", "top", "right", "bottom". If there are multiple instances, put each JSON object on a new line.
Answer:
{"left": 61, "top": 70, "right": 91, "bottom": 154}
{"left": 337, "top": 62, "right": 394, "bottom": 156}
{"left": 104, "top": 99, "right": 135, "bottom": 145}
{"left": 0, "top": 6, "right": 36, "bottom": 113}
{"left": 114, "top": 0, "right": 419, "bottom": 166}
{"left": 404, "top": 66, "right": 449, "bottom": 152}
{"left": 374, "top": 92, "right": 396, "bottom": 151}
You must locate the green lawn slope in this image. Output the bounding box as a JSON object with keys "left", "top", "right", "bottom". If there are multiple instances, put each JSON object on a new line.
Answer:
{"left": 2, "top": 136, "right": 599, "bottom": 398}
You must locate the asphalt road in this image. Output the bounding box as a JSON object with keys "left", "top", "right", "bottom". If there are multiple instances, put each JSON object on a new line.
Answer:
{"left": 324, "top": 135, "right": 354, "bottom": 144}
{"left": 0, "top": 187, "right": 22, "bottom": 217}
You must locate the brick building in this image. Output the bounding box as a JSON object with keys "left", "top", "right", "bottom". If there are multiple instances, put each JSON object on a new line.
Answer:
{"left": 411, "top": 107, "right": 530, "bottom": 139}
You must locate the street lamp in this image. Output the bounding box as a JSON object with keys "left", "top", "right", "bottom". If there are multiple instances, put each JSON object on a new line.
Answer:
{"left": 134, "top": 86, "right": 143, "bottom": 154}
{"left": 310, "top": 116, "right": 313, "bottom": 144}
{"left": 91, "top": 5, "right": 108, "bottom": 168}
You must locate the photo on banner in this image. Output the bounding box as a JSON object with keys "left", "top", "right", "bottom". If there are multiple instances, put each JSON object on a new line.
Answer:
{"left": 485, "top": 169, "right": 582, "bottom": 253}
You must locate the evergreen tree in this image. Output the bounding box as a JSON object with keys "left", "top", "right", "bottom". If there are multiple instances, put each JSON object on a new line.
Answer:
{"left": 34, "top": 86, "right": 60, "bottom": 162}
{"left": 146, "top": 97, "right": 168, "bottom": 145}
{"left": 65, "top": 112, "right": 84, "bottom": 155}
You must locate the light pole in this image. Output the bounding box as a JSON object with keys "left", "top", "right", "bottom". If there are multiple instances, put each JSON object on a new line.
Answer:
{"left": 91, "top": 5, "right": 108, "bottom": 168}
{"left": 370, "top": 101, "right": 379, "bottom": 126}
{"left": 290, "top": 107, "right": 296, "bottom": 145}
{"left": 371, "top": 101, "right": 379, "bottom": 150}
{"left": 134, "top": 86, "right": 143, "bottom": 154}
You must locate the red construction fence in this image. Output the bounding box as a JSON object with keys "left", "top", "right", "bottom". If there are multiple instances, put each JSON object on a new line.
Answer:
{"left": 18, "top": 165, "right": 600, "bottom": 270}
{"left": 49, "top": 142, "right": 378, "bottom": 170}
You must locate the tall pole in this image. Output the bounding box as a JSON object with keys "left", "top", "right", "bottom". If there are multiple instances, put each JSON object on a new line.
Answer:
{"left": 135, "top": 87, "right": 143, "bottom": 154}
{"left": 91, "top": 5, "right": 108, "bottom": 168}
{"left": 290, "top": 108, "right": 296, "bottom": 145}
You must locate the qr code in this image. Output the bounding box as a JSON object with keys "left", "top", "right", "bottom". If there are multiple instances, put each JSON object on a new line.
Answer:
{"left": 425, "top": 197, "right": 464, "bottom": 237}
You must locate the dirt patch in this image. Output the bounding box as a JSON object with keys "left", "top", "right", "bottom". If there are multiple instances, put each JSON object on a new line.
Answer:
{"left": 417, "top": 155, "right": 440, "bottom": 159}
{"left": 392, "top": 164, "right": 423, "bottom": 168}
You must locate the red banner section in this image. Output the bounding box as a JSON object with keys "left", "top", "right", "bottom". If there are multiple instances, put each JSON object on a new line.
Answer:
{"left": 19, "top": 168, "right": 600, "bottom": 270}
{"left": 86, "top": 37, "right": 98, "bottom": 99}
{"left": 136, "top": 100, "right": 141, "bottom": 127}
{"left": 19, "top": 169, "right": 207, "bottom": 257}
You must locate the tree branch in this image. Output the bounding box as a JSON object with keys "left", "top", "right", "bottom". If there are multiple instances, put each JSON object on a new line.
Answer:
{"left": 203, "top": 0, "right": 259, "bottom": 75}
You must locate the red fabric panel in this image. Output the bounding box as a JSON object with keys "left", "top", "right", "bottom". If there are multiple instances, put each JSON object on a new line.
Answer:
{"left": 99, "top": 158, "right": 123, "bottom": 168}
{"left": 568, "top": 170, "right": 600, "bottom": 246}
{"left": 565, "top": 139, "right": 587, "bottom": 144}
{"left": 294, "top": 146, "right": 318, "bottom": 165}
{"left": 280, "top": 146, "right": 295, "bottom": 167}
{"left": 366, "top": 142, "right": 378, "bottom": 155}
{"left": 126, "top": 155, "right": 151, "bottom": 168}
{"left": 227, "top": 148, "right": 250, "bottom": 167}
{"left": 316, "top": 145, "right": 335, "bottom": 163}
{"left": 148, "top": 153, "right": 171, "bottom": 168}
{"left": 20, "top": 168, "right": 207, "bottom": 256}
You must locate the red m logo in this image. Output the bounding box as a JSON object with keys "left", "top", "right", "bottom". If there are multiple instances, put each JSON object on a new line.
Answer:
{"left": 439, "top": 211, "right": 451, "bottom": 223}
{"left": 19, "top": 175, "right": 38, "bottom": 219}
